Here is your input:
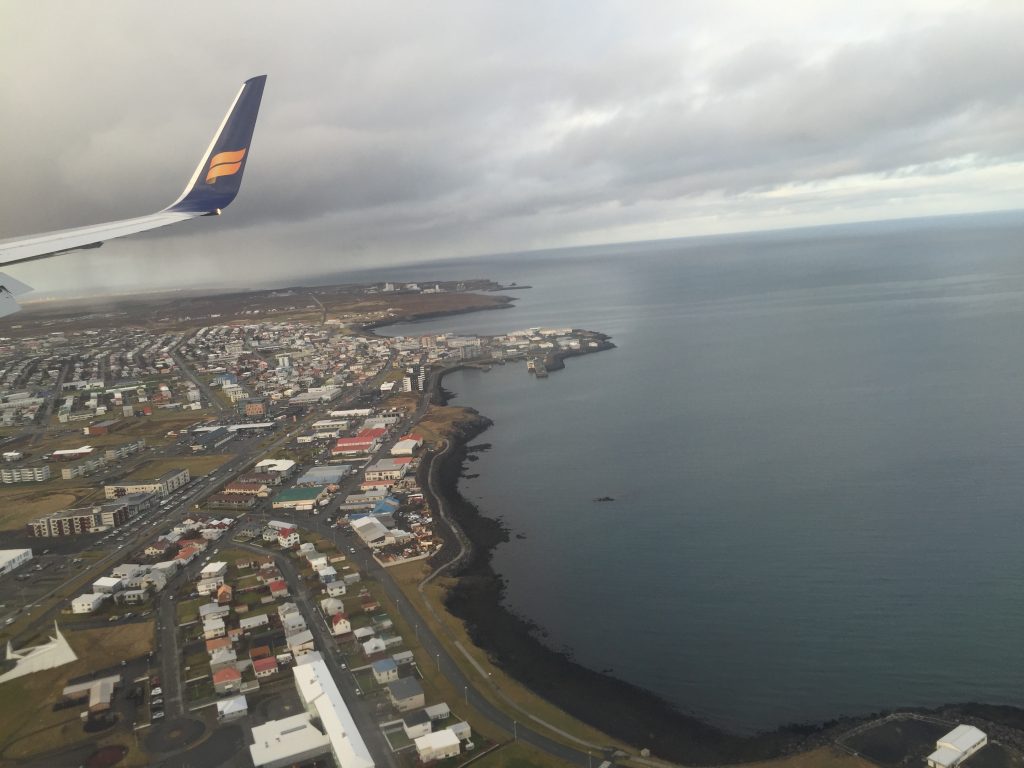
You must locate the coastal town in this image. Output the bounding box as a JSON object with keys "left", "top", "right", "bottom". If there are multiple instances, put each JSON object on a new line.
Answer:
{"left": 0, "top": 281, "right": 1012, "bottom": 768}
{"left": 0, "top": 282, "right": 620, "bottom": 768}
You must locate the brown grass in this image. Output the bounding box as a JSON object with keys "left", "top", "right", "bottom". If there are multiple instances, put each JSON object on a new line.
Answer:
{"left": 0, "top": 622, "right": 154, "bottom": 764}
{"left": 0, "top": 488, "right": 93, "bottom": 531}
{"left": 119, "top": 454, "right": 232, "bottom": 482}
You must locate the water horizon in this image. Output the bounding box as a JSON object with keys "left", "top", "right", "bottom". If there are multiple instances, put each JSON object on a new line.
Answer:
{"left": 379, "top": 210, "right": 1024, "bottom": 734}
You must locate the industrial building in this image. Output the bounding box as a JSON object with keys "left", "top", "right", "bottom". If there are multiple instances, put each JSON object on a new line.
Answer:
{"left": 927, "top": 725, "right": 987, "bottom": 768}
{"left": 272, "top": 486, "right": 328, "bottom": 511}
{"left": 250, "top": 654, "right": 374, "bottom": 768}
{"left": 296, "top": 465, "right": 350, "bottom": 486}
{"left": 0, "top": 548, "right": 33, "bottom": 575}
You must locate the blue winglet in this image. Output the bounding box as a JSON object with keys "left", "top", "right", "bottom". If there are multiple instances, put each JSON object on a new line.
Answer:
{"left": 166, "top": 75, "right": 267, "bottom": 215}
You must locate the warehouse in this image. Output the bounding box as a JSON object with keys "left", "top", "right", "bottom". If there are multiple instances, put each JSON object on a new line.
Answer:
{"left": 0, "top": 548, "right": 33, "bottom": 575}
{"left": 296, "top": 465, "right": 350, "bottom": 486}
{"left": 927, "top": 725, "right": 987, "bottom": 768}
{"left": 272, "top": 486, "right": 328, "bottom": 511}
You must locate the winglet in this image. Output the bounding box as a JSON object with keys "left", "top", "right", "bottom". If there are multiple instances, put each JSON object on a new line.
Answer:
{"left": 166, "top": 75, "right": 267, "bottom": 214}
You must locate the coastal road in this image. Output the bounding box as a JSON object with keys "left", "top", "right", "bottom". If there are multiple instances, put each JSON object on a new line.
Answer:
{"left": 272, "top": 508, "right": 617, "bottom": 768}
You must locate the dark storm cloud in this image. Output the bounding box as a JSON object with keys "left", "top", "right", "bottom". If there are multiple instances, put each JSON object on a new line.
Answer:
{"left": 1, "top": 1, "right": 1023, "bottom": 294}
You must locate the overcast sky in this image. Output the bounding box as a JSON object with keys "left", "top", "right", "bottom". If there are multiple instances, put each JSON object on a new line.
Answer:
{"left": 2, "top": 1, "right": 1023, "bottom": 296}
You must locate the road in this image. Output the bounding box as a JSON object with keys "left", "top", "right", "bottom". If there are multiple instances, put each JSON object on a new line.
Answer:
{"left": 263, "top": 505, "right": 615, "bottom": 768}
{"left": 231, "top": 539, "right": 399, "bottom": 768}
{"left": 169, "top": 338, "right": 227, "bottom": 414}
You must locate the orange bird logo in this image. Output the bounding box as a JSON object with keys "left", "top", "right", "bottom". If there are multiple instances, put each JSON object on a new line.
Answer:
{"left": 206, "top": 148, "right": 247, "bottom": 184}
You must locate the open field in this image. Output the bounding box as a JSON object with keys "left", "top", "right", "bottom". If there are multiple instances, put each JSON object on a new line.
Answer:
{"left": 413, "top": 405, "right": 480, "bottom": 445}
{"left": 0, "top": 622, "right": 154, "bottom": 764}
{"left": 0, "top": 487, "right": 94, "bottom": 531}
{"left": 119, "top": 454, "right": 233, "bottom": 482}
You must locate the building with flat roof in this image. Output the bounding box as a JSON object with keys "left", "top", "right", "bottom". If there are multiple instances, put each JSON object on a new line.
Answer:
{"left": 249, "top": 713, "right": 332, "bottom": 768}
{"left": 414, "top": 729, "right": 461, "bottom": 762}
{"left": 104, "top": 467, "right": 189, "bottom": 498}
{"left": 293, "top": 656, "right": 375, "bottom": 768}
{"left": 272, "top": 486, "right": 328, "bottom": 511}
{"left": 0, "top": 548, "right": 33, "bottom": 575}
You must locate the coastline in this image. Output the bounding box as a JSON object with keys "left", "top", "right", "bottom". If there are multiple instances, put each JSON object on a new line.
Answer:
{"left": 421, "top": 364, "right": 1024, "bottom": 765}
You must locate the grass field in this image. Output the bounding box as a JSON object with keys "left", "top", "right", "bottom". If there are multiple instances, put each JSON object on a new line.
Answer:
{"left": 0, "top": 622, "right": 154, "bottom": 764}
{"left": 119, "top": 454, "right": 233, "bottom": 482}
{"left": 0, "top": 487, "right": 96, "bottom": 531}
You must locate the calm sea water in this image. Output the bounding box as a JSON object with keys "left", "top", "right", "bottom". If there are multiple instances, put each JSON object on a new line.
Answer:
{"left": 374, "top": 212, "right": 1024, "bottom": 734}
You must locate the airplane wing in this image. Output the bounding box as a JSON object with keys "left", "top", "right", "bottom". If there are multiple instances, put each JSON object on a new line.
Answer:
{"left": 0, "top": 74, "right": 267, "bottom": 318}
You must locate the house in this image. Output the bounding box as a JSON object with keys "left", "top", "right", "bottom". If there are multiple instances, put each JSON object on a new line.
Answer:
{"left": 392, "top": 650, "right": 415, "bottom": 667}
{"left": 326, "top": 581, "right": 347, "bottom": 598}
{"left": 424, "top": 703, "right": 451, "bottom": 721}
{"left": 199, "top": 603, "right": 230, "bottom": 621}
{"left": 386, "top": 677, "right": 425, "bottom": 712}
{"left": 206, "top": 636, "right": 232, "bottom": 654}
{"left": 91, "top": 576, "right": 122, "bottom": 594}
{"left": 317, "top": 566, "right": 337, "bottom": 584}
{"left": 282, "top": 613, "right": 307, "bottom": 635}
{"left": 140, "top": 570, "right": 168, "bottom": 592}
{"left": 414, "top": 728, "right": 460, "bottom": 761}
{"left": 144, "top": 539, "right": 173, "bottom": 557}
{"left": 111, "top": 563, "right": 145, "bottom": 579}
{"left": 330, "top": 613, "right": 351, "bottom": 637}
{"left": 353, "top": 627, "right": 376, "bottom": 642}
{"left": 362, "top": 637, "right": 386, "bottom": 657}
{"left": 371, "top": 658, "right": 398, "bottom": 684}
{"left": 119, "top": 589, "right": 147, "bottom": 605}
{"left": 216, "top": 584, "right": 233, "bottom": 605}
{"left": 268, "top": 579, "right": 289, "bottom": 598}
{"left": 402, "top": 709, "right": 432, "bottom": 739}
{"left": 253, "top": 656, "right": 279, "bottom": 678}
{"left": 277, "top": 528, "right": 300, "bottom": 548}
{"left": 212, "top": 667, "right": 242, "bottom": 695}
{"left": 320, "top": 597, "right": 344, "bottom": 616}
{"left": 71, "top": 593, "right": 107, "bottom": 614}
{"left": 449, "top": 722, "right": 471, "bottom": 741}
{"left": 287, "top": 629, "right": 316, "bottom": 657}
{"left": 217, "top": 694, "right": 248, "bottom": 721}
{"left": 199, "top": 561, "right": 228, "bottom": 580}
{"left": 209, "top": 647, "right": 238, "bottom": 673}
{"left": 203, "top": 617, "right": 226, "bottom": 640}
{"left": 278, "top": 602, "right": 299, "bottom": 620}
{"left": 239, "top": 614, "right": 269, "bottom": 633}
{"left": 197, "top": 577, "right": 224, "bottom": 596}
{"left": 249, "top": 645, "right": 272, "bottom": 660}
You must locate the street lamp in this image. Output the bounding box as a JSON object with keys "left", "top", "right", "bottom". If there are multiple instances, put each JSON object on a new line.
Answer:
{"left": 513, "top": 720, "right": 517, "bottom": 742}
{"left": 435, "top": 653, "right": 440, "bottom": 673}
{"left": 464, "top": 685, "right": 468, "bottom": 705}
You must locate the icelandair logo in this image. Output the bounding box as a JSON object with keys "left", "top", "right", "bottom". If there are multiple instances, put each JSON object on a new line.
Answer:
{"left": 206, "top": 148, "right": 247, "bottom": 184}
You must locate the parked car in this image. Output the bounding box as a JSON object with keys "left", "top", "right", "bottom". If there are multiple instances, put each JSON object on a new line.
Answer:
{"left": 151, "top": 687, "right": 163, "bottom": 696}
{"left": 151, "top": 710, "right": 165, "bottom": 720}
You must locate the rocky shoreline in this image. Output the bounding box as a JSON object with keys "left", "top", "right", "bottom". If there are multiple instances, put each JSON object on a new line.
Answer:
{"left": 420, "top": 366, "right": 1024, "bottom": 765}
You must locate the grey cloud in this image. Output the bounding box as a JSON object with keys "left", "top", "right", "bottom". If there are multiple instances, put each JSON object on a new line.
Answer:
{"left": 1, "top": 1, "right": 1023, "bottom": 295}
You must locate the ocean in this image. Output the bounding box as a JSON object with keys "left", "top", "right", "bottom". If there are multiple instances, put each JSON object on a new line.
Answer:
{"left": 371, "top": 211, "right": 1024, "bottom": 734}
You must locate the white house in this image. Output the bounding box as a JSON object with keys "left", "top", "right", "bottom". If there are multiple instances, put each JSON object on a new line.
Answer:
{"left": 414, "top": 729, "right": 460, "bottom": 761}
{"left": 283, "top": 613, "right": 308, "bottom": 635}
{"left": 203, "top": 617, "right": 226, "bottom": 640}
{"left": 71, "top": 593, "right": 107, "bottom": 614}
{"left": 287, "top": 629, "right": 316, "bottom": 657}
{"left": 330, "top": 614, "right": 352, "bottom": 637}
{"left": 199, "top": 561, "right": 228, "bottom": 580}
{"left": 320, "top": 597, "right": 345, "bottom": 616}
{"left": 91, "top": 576, "right": 122, "bottom": 594}
{"left": 326, "top": 582, "right": 347, "bottom": 598}
{"left": 239, "top": 614, "right": 269, "bottom": 633}
{"left": 197, "top": 577, "right": 225, "bottom": 596}
{"left": 362, "top": 637, "right": 386, "bottom": 656}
